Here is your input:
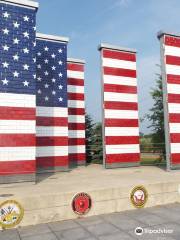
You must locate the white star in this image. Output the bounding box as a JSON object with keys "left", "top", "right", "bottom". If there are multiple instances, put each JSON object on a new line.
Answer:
{"left": 44, "top": 83, "right": 49, "bottom": 88}
{"left": 38, "top": 89, "right": 41, "bottom": 94}
{"left": 13, "top": 71, "right": 19, "bottom": 77}
{"left": 58, "top": 48, "right": 62, "bottom": 53}
{"left": 44, "top": 46, "right": 49, "bottom": 51}
{"left": 23, "top": 16, "right": 29, "bottom": 22}
{"left": 44, "top": 71, "right": 49, "bottom": 76}
{"left": 45, "top": 96, "right": 49, "bottom": 101}
{"left": 33, "top": 42, "right": 36, "bottom": 47}
{"left": 13, "top": 21, "right": 20, "bottom": 28}
{"left": 2, "top": 45, "right": 9, "bottom": 51}
{"left": 23, "top": 81, "right": 29, "bottom": 86}
{"left": 44, "top": 59, "right": 49, "bottom": 64}
{"left": 33, "top": 26, "right": 36, "bottom": 31}
{"left": 37, "top": 52, "right": 41, "bottom": 56}
{"left": 58, "top": 60, "right": 63, "bottom": 65}
{"left": 13, "top": 54, "right": 19, "bottom": 61}
{"left": 58, "top": 85, "right": 63, "bottom": 89}
{"left": 23, "top": 48, "right": 29, "bottom": 54}
{"left": 2, "top": 28, "right": 9, "bottom": 35}
{"left": 58, "top": 97, "right": 63, "bottom": 102}
{"left": 59, "top": 73, "right": 63, "bottom": 77}
{"left": 2, "top": 78, "right": 8, "bottom": 85}
{"left": 2, "top": 62, "right": 9, "bottom": 68}
{"left": 37, "top": 77, "right": 42, "bottom": 82}
{"left": 52, "top": 78, "right": 56, "bottom": 83}
{"left": 3, "top": 12, "right": 10, "bottom": 18}
{"left": 13, "top": 38, "right": 19, "bottom": 44}
{"left": 33, "top": 74, "right": 36, "bottom": 79}
{"left": 52, "top": 91, "right": 56, "bottom": 95}
{"left": 23, "top": 64, "right": 29, "bottom": 70}
{"left": 23, "top": 31, "right": 29, "bottom": 38}
{"left": 37, "top": 64, "right": 41, "bottom": 69}
{"left": 52, "top": 66, "right": 56, "bottom": 70}
{"left": 33, "top": 57, "right": 36, "bottom": 63}
{"left": 51, "top": 53, "right": 56, "bottom": 58}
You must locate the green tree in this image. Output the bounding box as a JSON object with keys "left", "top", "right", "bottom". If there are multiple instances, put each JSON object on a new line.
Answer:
{"left": 85, "top": 113, "right": 95, "bottom": 163}
{"left": 91, "top": 122, "right": 103, "bottom": 164}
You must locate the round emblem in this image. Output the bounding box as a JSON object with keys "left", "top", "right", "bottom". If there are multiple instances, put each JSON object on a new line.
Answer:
{"left": 130, "top": 186, "right": 148, "bottom": 208}
{"left": 0, "top": 200, "right": 24, "bottom": 229}
{"left": 72, "top": 192, "right": 92, "bottom": 215}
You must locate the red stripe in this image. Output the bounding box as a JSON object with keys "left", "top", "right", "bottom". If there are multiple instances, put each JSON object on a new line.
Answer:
{"left": 68, "top": 78, "right": 84, "bottom": 86}
{"left": 68, "top": 123, "right": 85, "bottom": 130}
{"left": 68, "top": 108, "right": 85, "bottom": 115}
{"left": 0, "top": 106, "right": 35, "bottom": 120}
{"left": 37, "top": 156, "right": 68, "bottom": 168}
{"left": 69, "top": 153, "right": 86, "bottom": 162}
{"left": 103, "top": 49, "right": 136, "bottom": 62}
{"left": 170, "top": 133, "right": 180, "bottom": 143}
{"left": 105, "top": 119, "right": 139, "bottom": 127}
{"left": 166, "top": 55, "right": 180, "bottom": 66}
{"left": 106, "top": 136, "right": 139, "bottom": 145}
{"left": 68, "top": 138, "right": 85, "bottom": 145}
{"left": 36, "top": 137, "right": 68, "bottom": 146}
{"left": 168, "top": 94, "right": 180, "bottom": 103}
{"left": 36, "top": 117, "right": 67, "bottom": 126}
{"left": 165, "top": 35, "right": 180, "bottom": 48}
{"left": 169, "top": 113, "right": 180, "bottom": 122}
{"left": 106, "top": 153, "right": 140, "bottom": 163}
{"left": 104, "top": 84, "right": 137, "bottom": 94}
{"left": 171, "top": 154, "right": 180, "bottom": 164}
{"left": 0, "top": 160, "right": 35, "bottom": 175}
{"left": 105, "top": 101, "right": 138, "bottom": 110}
{"left": 167, "top": 74, "right": 180, "bottom": 84}
{"left": 0, "top": 134, "right": 35, "bottom": 147}
{"left": 68, "top": 93, "right": 84, "bottom": 100}
{"left": 104, "top": 67, "right": 136, "bottom": 78}
{"left": 67, "top": 63, "right": 84, "bottom": 72}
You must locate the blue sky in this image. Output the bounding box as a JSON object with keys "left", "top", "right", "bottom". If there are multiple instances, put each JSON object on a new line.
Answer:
{"left": 37, "top": 0, "right": 180, "bottom": 133}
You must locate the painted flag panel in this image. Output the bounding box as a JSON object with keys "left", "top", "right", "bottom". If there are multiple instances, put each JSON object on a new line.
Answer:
{"left": 99, "top": 44, "right": 140, "bottom": 168}
{"left": 67, "top": 59, "right": 86, "bottom": 166}
{"left": 0, "top": 0, "right": 38, "bottom": 183}
{"left": 36, "top": 33, "right": 69, "bottom": 172}
{"left": 158, "top": 31, "right": 180, "bottom": 169}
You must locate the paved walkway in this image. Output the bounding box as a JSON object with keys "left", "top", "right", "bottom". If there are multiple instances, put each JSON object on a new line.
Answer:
{"left": 1, "top": 203, "right": 180, "bottom": 240}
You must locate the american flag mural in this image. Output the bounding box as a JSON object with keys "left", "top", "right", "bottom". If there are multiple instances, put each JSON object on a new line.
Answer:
{"left": 0, "top": 0, "right": 38, "bottom": 183}
{"left": 99, "top": 44, "right": 140, "bottom": 168}
{"left": 158, "top": 31, "right": 180, "bottom": 170}
{"left": 36, "top": 34, "right": 69, "bottom": 172}
{"left": 67, "top": 59, "right": 86, "bottom": 166}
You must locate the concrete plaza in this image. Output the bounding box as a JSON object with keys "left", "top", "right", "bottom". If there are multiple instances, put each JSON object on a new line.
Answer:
{"left": 1, "top": 203, "right": 180, "bottom": 240}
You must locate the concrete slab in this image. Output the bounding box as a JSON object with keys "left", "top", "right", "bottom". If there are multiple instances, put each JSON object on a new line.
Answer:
{"left": 0, "top": 165, "right": 180, "bottom": 228}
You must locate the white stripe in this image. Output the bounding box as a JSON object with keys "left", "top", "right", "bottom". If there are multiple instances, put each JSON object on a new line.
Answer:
{"left": 0, "top": 120, "right": 35, "bottom": 134}
{"left": 36, "top": 127, "right": 68, "bottom": 137}
{"left": 106, "top": 144, "right": 140, "bottom": 154}
{"left": 167, "top": 84, "right": 180, "bottom": 94}
{"left": 166, "top": 64, "right": 180, "bottom": 76}
{"left": 105, "top": 110, "right": 138, "bottom": 119}
{"left": 0, "top": 147, "right": 35, "bottom": 161}
{"left": 68, "top": 85, "right": 84, "bottom": 93}
{"left": 105, "top": 127, "right": 139, "bottom": 136}
{"left": 0, "top": 93, "right": 35, "bottom": 108}
{"left": 164, "top": 45, "right": 180, "bottom": 57}
{"left": 103, "top": 58, "right": 136, "bottom": 70}
{"left": 104, "top": 75, "right": 137, "bottom": 86}
{"left": 36, "top": 107, "right": 68, "bottom": 117}
{"left": 104, "top": 92, "right": 137, "bottom": 102}
{"left": 169, "top": 123, "right": 180, "bottom": 133}
{"left": 68, "top": 115, "right": 85, "bottom": 123}
{"left": 168, "top": 103, "right": 180, "bottom": 113}
{"left": 170, "top": 143, "right": 180, "bottom": 153}
{"left": 68, "top": 100, "right": 85, "bottom": 108}
{"left": 68, "top": 145, "right": 86, "bottom": 153}
{"left": 68, "top": 130, "right": 85, "bottom": 138}
{"left": 36, "top": 146, "right": 68, "bottom": 157}
{"left": 67, "top": 70, "right": 84, "bottom": 79}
